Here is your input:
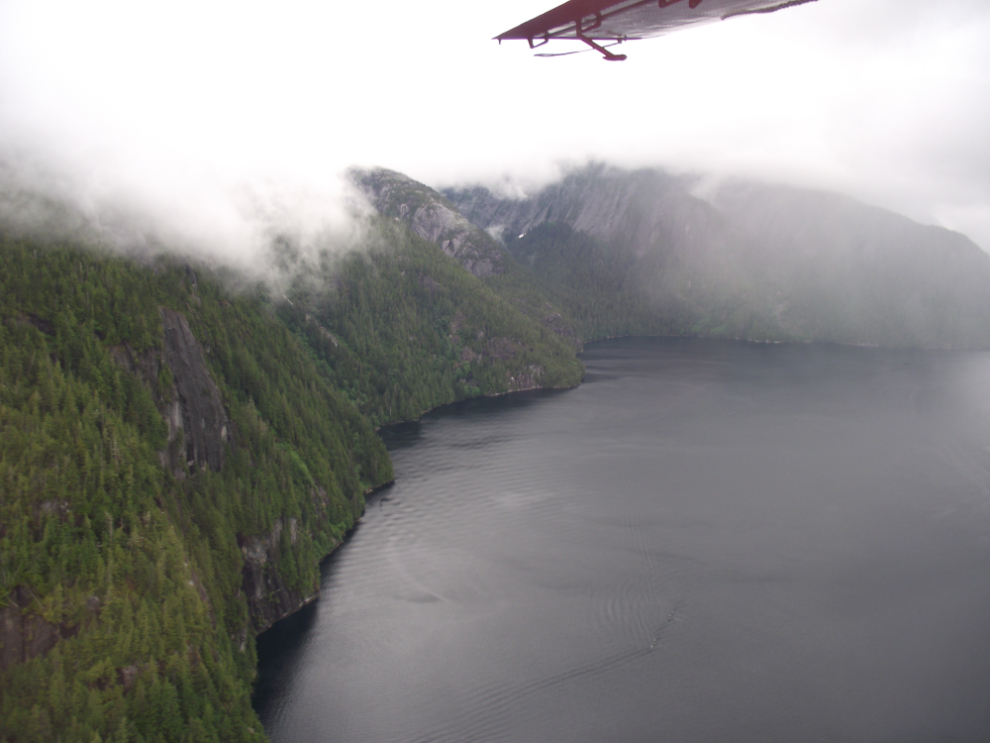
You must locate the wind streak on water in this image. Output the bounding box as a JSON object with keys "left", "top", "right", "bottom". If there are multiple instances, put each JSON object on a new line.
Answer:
{"left": 255, "top": 338, "right": 990, "bottom": 743}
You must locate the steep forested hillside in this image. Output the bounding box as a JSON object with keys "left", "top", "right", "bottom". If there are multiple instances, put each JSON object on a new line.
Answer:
{"left": 0, "top": 238, "right": 396, "bottom": 742}
{"left": 277, "top": 217, "right": 584, "bottom": 427}
{"left": 352, "top": 169, "right": 582, "bottom": 349}
{"left": 445, "top": 165, "right": 990, "bottom": 349}
{"left": 7, "top": 159, "right": 987, "bottom": 742}
{"left": 0, "top": 205, "right": 586, "bottom": 741}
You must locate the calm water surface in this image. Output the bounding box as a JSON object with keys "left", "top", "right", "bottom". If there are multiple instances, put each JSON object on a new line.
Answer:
{"left": 255, "top": 338, "right": 990, "bottom": 742}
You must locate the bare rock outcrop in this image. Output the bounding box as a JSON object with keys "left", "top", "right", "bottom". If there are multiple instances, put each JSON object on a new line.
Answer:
{"left": 443, "top": 164, "right": 717, "bottom": 261}
{"left": 0, "top": 587, "right": 79, "bottom": 673}
{"left": 159, "top": 308, "right": 230, "bottom": 473}
{"left": 109, "top": 308, "right": 231, "bottom": 476}
{"left": 352, "top": 168, "right": 507, "bottom": 278}
{"left": 508, "top": 365, "right": 543, "bottom": 392}
{"left": 238, "top": 517, "right": 323, "bottom": 633}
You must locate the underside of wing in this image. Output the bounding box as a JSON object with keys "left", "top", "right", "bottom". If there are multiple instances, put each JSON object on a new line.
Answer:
{"left": 496, "top": 0, "right": 818, "bottom": 60}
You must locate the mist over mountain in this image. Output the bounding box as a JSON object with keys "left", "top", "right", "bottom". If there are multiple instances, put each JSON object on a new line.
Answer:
{"left": 0, "top": 172, "right": 584, "bottom": 741}
{"left": 351, "top": 168, "right": 509, "bottom": 279}
{"left": 4, "top": 155, "right": 990, "bottom": 742}
{"left": 351, "top": 168, "right": 582, "bottom": 348}
{"left": 445, "top": 164, "right": 990, "bottom": 348}
{"left": 2, "top": 0, "right": 989, "bottom": 737}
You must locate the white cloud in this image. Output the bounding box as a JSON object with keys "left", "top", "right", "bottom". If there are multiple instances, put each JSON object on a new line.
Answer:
{"left": 1, "top": 0, "right": 988, "bottom": 253}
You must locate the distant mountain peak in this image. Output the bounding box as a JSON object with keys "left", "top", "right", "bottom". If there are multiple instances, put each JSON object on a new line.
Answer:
{"left": 444, "top": 163, "right": 990, "bottom": 350}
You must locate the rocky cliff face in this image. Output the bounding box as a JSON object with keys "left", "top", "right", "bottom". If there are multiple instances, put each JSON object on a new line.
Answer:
{"left": 109, "top": 305, "right": 232, "bottom": 477}
{"left": 111, "top": 304, "right": 326, "bottom": 636}
{"left": 444, "top": 165, "right": 722, "bottom": 261}
{"left": 159, "top": 307, "right": 230, "bottom": 473}
{"left": 238, "top": 513, "right": 328, "bottom": 634}
{"left": 151, "top": 308, "right": 329, "bottom": 634}
{"left": 352, "top": 168, "right": 508, "bottom": 277}
{"left": 0, "top": 586, "right": 82, "bottom": 673}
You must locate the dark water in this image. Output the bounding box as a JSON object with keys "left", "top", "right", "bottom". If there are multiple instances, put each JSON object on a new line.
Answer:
{"left": 255, "top": 337, "right": 990, "bottom": 742}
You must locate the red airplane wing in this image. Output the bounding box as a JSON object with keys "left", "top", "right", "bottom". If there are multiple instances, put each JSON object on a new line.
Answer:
{"left": 496, "top": 0, "right": 818, "bottom": 60}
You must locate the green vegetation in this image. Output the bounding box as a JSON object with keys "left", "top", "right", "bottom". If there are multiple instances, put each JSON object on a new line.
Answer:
{"left": 7, "top": 161, "right": 990, "bottom": 741}
{"left": 0, "top": 238, "right": 392, "bottom": 742}
{"left": 0, "top": 211, "right": 584, "bottom": 742}
{"left": 277, "top": 218, "right": 584, "bottom": 428}
{"left": 9, "top": 161, "right": 990, "bottom": 742}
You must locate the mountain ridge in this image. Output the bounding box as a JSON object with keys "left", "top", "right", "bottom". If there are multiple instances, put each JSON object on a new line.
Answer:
{"left": 444, "top": 164, "right": 990, "bottom": 349}
{"left": 3, "top": 160, "right": 990, "bottom": 742}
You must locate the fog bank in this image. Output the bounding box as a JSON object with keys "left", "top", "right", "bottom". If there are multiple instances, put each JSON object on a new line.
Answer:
{"left": 1, "top": 0, "right": 988, "bottom": 254}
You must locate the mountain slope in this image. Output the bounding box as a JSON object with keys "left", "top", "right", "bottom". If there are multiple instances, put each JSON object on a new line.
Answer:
{"left": 0, "top": 199, "right": 587, "bottom": 741}
{"left": 6, "top": 159, "right": 989, "bottom": 742}
{"left": 274, "top": 215, "right": 584, "bottom": 428}
{"left": 352, "top": 168, "right": 582, "bottom": 348}
{"left": 445, "top": 164, "right": 990, "bottom": 349}
{"left": 0, "top": 238, "right": 392, "bottom": 742}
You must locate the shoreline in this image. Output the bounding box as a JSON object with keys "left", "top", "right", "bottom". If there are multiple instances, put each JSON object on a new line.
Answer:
{"left": 252, "top": 376, "right": 573, "bottom": 649}
{"left": 252, "top": 332, "right": 942, "bottom": 647}
{"left": 249, "top": 333, "right": 973, "bottom": 708}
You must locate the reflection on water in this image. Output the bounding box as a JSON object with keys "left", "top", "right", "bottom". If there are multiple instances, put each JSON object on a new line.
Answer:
{"left": 255, "top": 338, "right": 990, "bottom": 743}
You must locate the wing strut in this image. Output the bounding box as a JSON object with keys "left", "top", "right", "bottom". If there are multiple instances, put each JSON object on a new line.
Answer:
{"left": 576, "top": 12, "right": 627, "bottom": 60}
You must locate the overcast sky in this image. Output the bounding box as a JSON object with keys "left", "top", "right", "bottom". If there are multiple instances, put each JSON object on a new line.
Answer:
{"left": 1, "top": 0, "right": 988, "bottom": 260}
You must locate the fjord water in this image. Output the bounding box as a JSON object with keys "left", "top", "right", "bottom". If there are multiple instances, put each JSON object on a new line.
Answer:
{"left": 255, "top": 337, "right": 990, "bottom": 742}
